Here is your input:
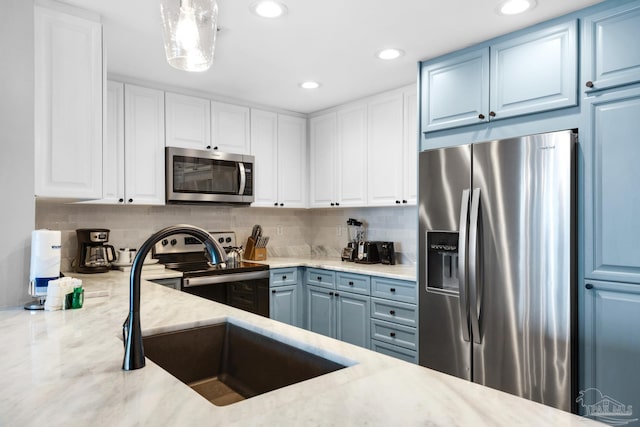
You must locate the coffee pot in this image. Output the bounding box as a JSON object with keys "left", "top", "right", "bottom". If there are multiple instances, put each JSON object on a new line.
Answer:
{"left": 74, "top": 229, "right": 116, "bottom": 273}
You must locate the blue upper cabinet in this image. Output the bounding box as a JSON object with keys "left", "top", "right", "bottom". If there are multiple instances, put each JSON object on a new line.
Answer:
{"left": 421, "top": 20, "right": 578, "bottom": 133}
{"left": 490, "top": 21, "right": 578, "bottom": 120}
{"left": 421, "top": 48, "right": 489, "bottom": 132}
{"left": 582, "top": 0, "right": 640, "bottom": 93}
{"left": 583, "top": 85, "right": 640, "bottom": 284}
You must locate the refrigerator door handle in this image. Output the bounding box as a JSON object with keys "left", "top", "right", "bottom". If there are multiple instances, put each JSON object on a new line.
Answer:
{"left": 457, "top": 188, "right": 471, "bottom": 343}
{"left": 469, "top": 188, "right": 482, "bottom": 344}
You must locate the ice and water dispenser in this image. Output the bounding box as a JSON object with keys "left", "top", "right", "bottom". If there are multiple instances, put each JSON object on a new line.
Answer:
{"left": 426, "top": 232, "right": 459, "bottom": 292}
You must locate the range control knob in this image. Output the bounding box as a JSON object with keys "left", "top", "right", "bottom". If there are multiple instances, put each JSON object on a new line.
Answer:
{"left": 226, "top": 237, "right": 232, "bottom": 243}
{"left": 218, "top": 237, "right": 225, "bottom": 243}
{"left": 170, "top": 239, "right": 177, "bottom": 246}
{"left": 161, "top": 239, "right": 169, "bottom": 246}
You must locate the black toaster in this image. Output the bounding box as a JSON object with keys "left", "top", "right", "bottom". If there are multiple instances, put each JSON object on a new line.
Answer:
{"left": 355, "top": 241, "right": 380, "bottom": 264}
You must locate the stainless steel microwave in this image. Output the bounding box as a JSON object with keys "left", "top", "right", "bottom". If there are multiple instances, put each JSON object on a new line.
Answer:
{"left": 165, "top": 147, "right": 254, "bottom": 204}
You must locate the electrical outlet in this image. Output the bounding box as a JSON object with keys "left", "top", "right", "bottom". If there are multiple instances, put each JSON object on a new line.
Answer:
{"left": 276, "top": 225, "right": 283, "bottom": 236}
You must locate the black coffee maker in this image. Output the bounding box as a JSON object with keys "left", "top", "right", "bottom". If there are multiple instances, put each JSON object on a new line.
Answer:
{"left": 74, "top": 229, "right": 116, "bottom": 273}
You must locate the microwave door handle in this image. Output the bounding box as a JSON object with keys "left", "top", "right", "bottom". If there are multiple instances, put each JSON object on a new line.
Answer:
{"left": 238, "top": 162, "right": 246, "bottom": 195}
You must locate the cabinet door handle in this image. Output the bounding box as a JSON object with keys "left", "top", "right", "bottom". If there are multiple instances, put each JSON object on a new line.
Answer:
{"left": 395, "top": 200, "right": 401, "bottom": 204}
{"left": 274, "top": 202, "right": 278, "bottom": 206}
{"left": 390, "top": 288, "right": 396, "bottom": 293}
{"left": 489, "top": 111, "right": 496, "bottom": 117}
{"left": 585, "top": 283, "right": 594, "bottom": 290}
{"left": 586, "top": 81, "right": 594, "bottom": 88}
{"left": 478, "top": 113, "right": 485, "bottom": 120}
{"left": 271, "top": 289, "right": 276, "bottom": 294}
{"left": 330, "top": 203, "right": 335, "bottom": 207}
{"left": 206, "top": 145, "right": 211, "bottom": 149}
{"left": 280, "top": 203, "right": 284, "bottom": 207}
{"left": 329, "top": 291, "right": 334, "bottom": 296}
{"left": 335, "top": 202, "right": 340, "bottom": 206}
{"left": 390, "top": 332, "right": 396, "bottom": 338}
{"left": 118, "top": 198, "right": 124, "bottom": 203}
{"left": 128, "top": 198, "right": 133, "bottom": 203}
{"left": 335, "top": 292, "right": 340, "bottom": 297}
{"left": 389, "top": 310, "right": 396, "bottom": 315}
{"left": 213, "top": 146, "right": 218, "bottom": 150}
{"left": 402, "top": 200, "right": 407, "bottom": 204}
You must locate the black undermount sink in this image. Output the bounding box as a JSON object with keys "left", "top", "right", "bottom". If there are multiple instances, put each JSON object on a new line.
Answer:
{"left": 143, "top": 323, "right": 346, "bottom": 406}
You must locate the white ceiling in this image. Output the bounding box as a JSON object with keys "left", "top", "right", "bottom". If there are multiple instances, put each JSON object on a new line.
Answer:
{"left": 58, "top": 0, "right": 604, "bottom": 114}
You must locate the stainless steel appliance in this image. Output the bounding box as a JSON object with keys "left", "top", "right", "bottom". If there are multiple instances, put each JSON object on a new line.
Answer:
{"left": 74, "top": 229, "right": 116, "bottom": 273}
{"left": 418, "top": 130, "right": 577, "bottom": 412}
{"left": 154, "top": 231, "right": 270, "bottom": 317}
{"left": 165, "top": 147, "right": 254, "bottom": 204}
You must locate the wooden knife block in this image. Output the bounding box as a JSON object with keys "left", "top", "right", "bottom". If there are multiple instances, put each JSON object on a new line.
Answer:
{"left": 245, "top": 237, "right": 267, "bottom": 261}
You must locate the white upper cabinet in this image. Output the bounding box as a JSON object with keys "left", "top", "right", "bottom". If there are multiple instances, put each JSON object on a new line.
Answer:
{"left": 102, "top": 81, "right": 125, "bottom": 204}
{"left": 336, "top": 103, "right": 368, "bottom": 207}
{"left": 211, "top": 101, "right": 251, "bottom": 154}
{"left": 251, "top": 110, "right": 307, "bottom": 208}
{"left": 277, "top": 114, "right": 307, "bottom": 208}
{"left": 309, "top": 113, "right": 337, "bottom": 208}
{"left": 251, "top": 109, "right": 279, "bottom": 207}
{"left": 367, "top": 92, "right": 404, "bottom": 206}
{"left": 123, "top": 84, "right": 165, "bottom": 205}
{"left": 34, "top": 5, "right": 103, "bottom": 199}
{"left": 403, "top": 87, "right": 418, "bottom": 205}
{"left": 165, "top": 92, "right": 211, "bottom": 150}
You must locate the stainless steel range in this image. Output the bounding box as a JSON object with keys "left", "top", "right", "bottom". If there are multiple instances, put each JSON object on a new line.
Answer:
{"left": 153, "top": 231, "right": 270, "bottom": 317}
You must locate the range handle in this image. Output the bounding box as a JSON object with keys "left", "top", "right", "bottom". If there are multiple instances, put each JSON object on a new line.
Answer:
{"left": 457, "top": 189, "right": 471, "bottom": 343}
{"left": 468, "top": 188, "right": 482, "bottom": 344}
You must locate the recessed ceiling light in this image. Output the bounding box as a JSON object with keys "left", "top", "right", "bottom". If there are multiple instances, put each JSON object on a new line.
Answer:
{"left": 498, "top": 0, "right": 536, "bottom": 15}
{"left": 376, "top": 48, "right": 405, "bottom": 60}
{"left": 300, "top": 81, "right": 320, "bottom": 89}
{"left": 251, "top": 1, "right": 287, "bottom": 18}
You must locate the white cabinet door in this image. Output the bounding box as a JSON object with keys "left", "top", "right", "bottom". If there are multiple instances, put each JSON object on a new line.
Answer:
{"left": 277, "top": 114, "right": 307, "bottom": 208}
{"left": 165, "top": 92, "right": 211, "bottom": 150}
{"left": 250, "top": 109, "right": 279, "bottom": 207}
{"left": 34, "top": 6, "right": 103, "bottom": 199}
{"left": 103, "top": 81, "right": 125, "bottom": 204}
{"left": 211, "top": 101, "right": 250, "bottom": 154}
{"left": 336, "top": 103, "right": 367, "bottom": 207}
{"left": 403, "top": 87, "right": 418, "bottom": 205}
{"left": 367, "top": 93, "right": 403, "bottom": 206}
{"left": 309, "top": 113, "right": 337, "bottom": 208}
{"left": 124, "top": 85, "right": 165, "bottom": 205}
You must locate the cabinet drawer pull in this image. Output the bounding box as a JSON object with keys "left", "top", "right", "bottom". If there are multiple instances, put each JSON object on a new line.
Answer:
{"left": 390, "top": 332, "right": 396, "bottom": 338}
{"left": 585, "top": 283, "right": 594, "bottom": 290}
{"left": 317, "top": 276, "right": 322, "bottom": 281}
{"left": 335, "top": 292, "right": 340, "bottom": 297}
{"left": 389, "top": 310, "right": 396, "bottom": 315}
{"left": 586, "top": 81, "right": 594, "bottom": 88}
{"left": 283, "top": 275, "right": 287, "bottom": 280}
{"left": 329, "top": 291, "right": 334, "bottom": 296}
{"left": 478, "top": 113, "right": 485, "bottom": 120}
{"left": 271, "top": 290, "right": 276, "bottom": 294}
{"left": 348, "top": 281, "right": 354, "bottom": 286}
{"left": 390, "top": 288, "right": 396, "bottom": 293}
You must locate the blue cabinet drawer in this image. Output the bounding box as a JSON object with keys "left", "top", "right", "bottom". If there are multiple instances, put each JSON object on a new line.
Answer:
{"left": 336, "top": 272, "right": 370, "bottom": 295}
{"left": 371, "top": 339, "right": 418, "bottom": 364}
{"left": 306, "top": 268, "right": 335, "bottom": 289}
{"left": 370, "top": 297, "right": 417, "bottom": 327}
{"left": 270, "top": 268, "right": 298, "bottom": 287}
{"left": 371, "top": 319, "right": 417, "bottom": 351}
{"left": 371, "top": 277, "right": 417, "bottom": 304}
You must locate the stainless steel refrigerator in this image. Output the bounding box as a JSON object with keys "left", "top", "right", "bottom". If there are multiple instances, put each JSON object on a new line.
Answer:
{"left": 418, "top": 130, "right": 577, "bottom": 412}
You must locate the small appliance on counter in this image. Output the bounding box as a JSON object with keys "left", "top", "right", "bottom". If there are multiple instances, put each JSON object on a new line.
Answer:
{"left": 377, "top": 241, "right": 396, "bottom": 265}
{"left": 25, "top": 229, "right": 62, "bottom": 310}
{"left": 355, "top": 241, "right": 381, "bottom": 264}
{"left": 245, "top": 224, "right": 269, "bottom": 261}
{"left": 74, "top": 229, "right": 116, "bottom": 273}
{"left": 341, "top": 218, "right": 364, "bottom": 262}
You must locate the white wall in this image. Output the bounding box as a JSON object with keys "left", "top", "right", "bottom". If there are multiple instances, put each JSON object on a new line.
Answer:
{"left": 0, "top": 0, "right": 35, "bottom": 308}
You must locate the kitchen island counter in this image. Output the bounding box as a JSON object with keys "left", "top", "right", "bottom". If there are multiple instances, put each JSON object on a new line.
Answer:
{"left": 0, "top": 271, "right": 600, "bottom": 426}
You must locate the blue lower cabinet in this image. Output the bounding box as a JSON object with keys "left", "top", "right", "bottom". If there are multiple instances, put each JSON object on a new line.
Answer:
{"left": 306, "top": 285, "right": 334, "bottom": 337}
{"left": 335, "top": 291, "right": 370, "bottom": 349}
{"left": 269, "top": 268, "right": 302, "bottom": 327}
{"left": 581, "top": 280, "right": 640, "bottom": 423}
{"left": 371, "top": 339, "right": 418, "bottom": 364}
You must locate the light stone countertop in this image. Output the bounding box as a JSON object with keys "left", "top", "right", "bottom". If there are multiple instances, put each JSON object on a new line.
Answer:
{"left": 255, "top": 256, "right": 417, "bottom": 281}
{"left": 0, "top": 270, "right": 601, "bottom": 427}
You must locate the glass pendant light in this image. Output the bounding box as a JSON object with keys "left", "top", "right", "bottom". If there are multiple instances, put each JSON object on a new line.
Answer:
{"left": 160, "top": 0, "right": 218, "bottom": 72}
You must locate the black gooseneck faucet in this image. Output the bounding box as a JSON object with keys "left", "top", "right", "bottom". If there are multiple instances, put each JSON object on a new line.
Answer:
{"left": 122, "top": 224, "right": 227, "bottom": 370}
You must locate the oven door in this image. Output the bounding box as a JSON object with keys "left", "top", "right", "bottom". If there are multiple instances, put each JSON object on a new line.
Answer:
{"left": 182, "top": 270, "right": 269, "bottom": 317}
{"left": 165, "top": 147, "right": 254, "bottom": 204}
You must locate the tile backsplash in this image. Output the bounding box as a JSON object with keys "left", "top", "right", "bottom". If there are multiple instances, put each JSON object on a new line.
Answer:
{"left": 36, "top": 200, "right": 417, "bottom": 270}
